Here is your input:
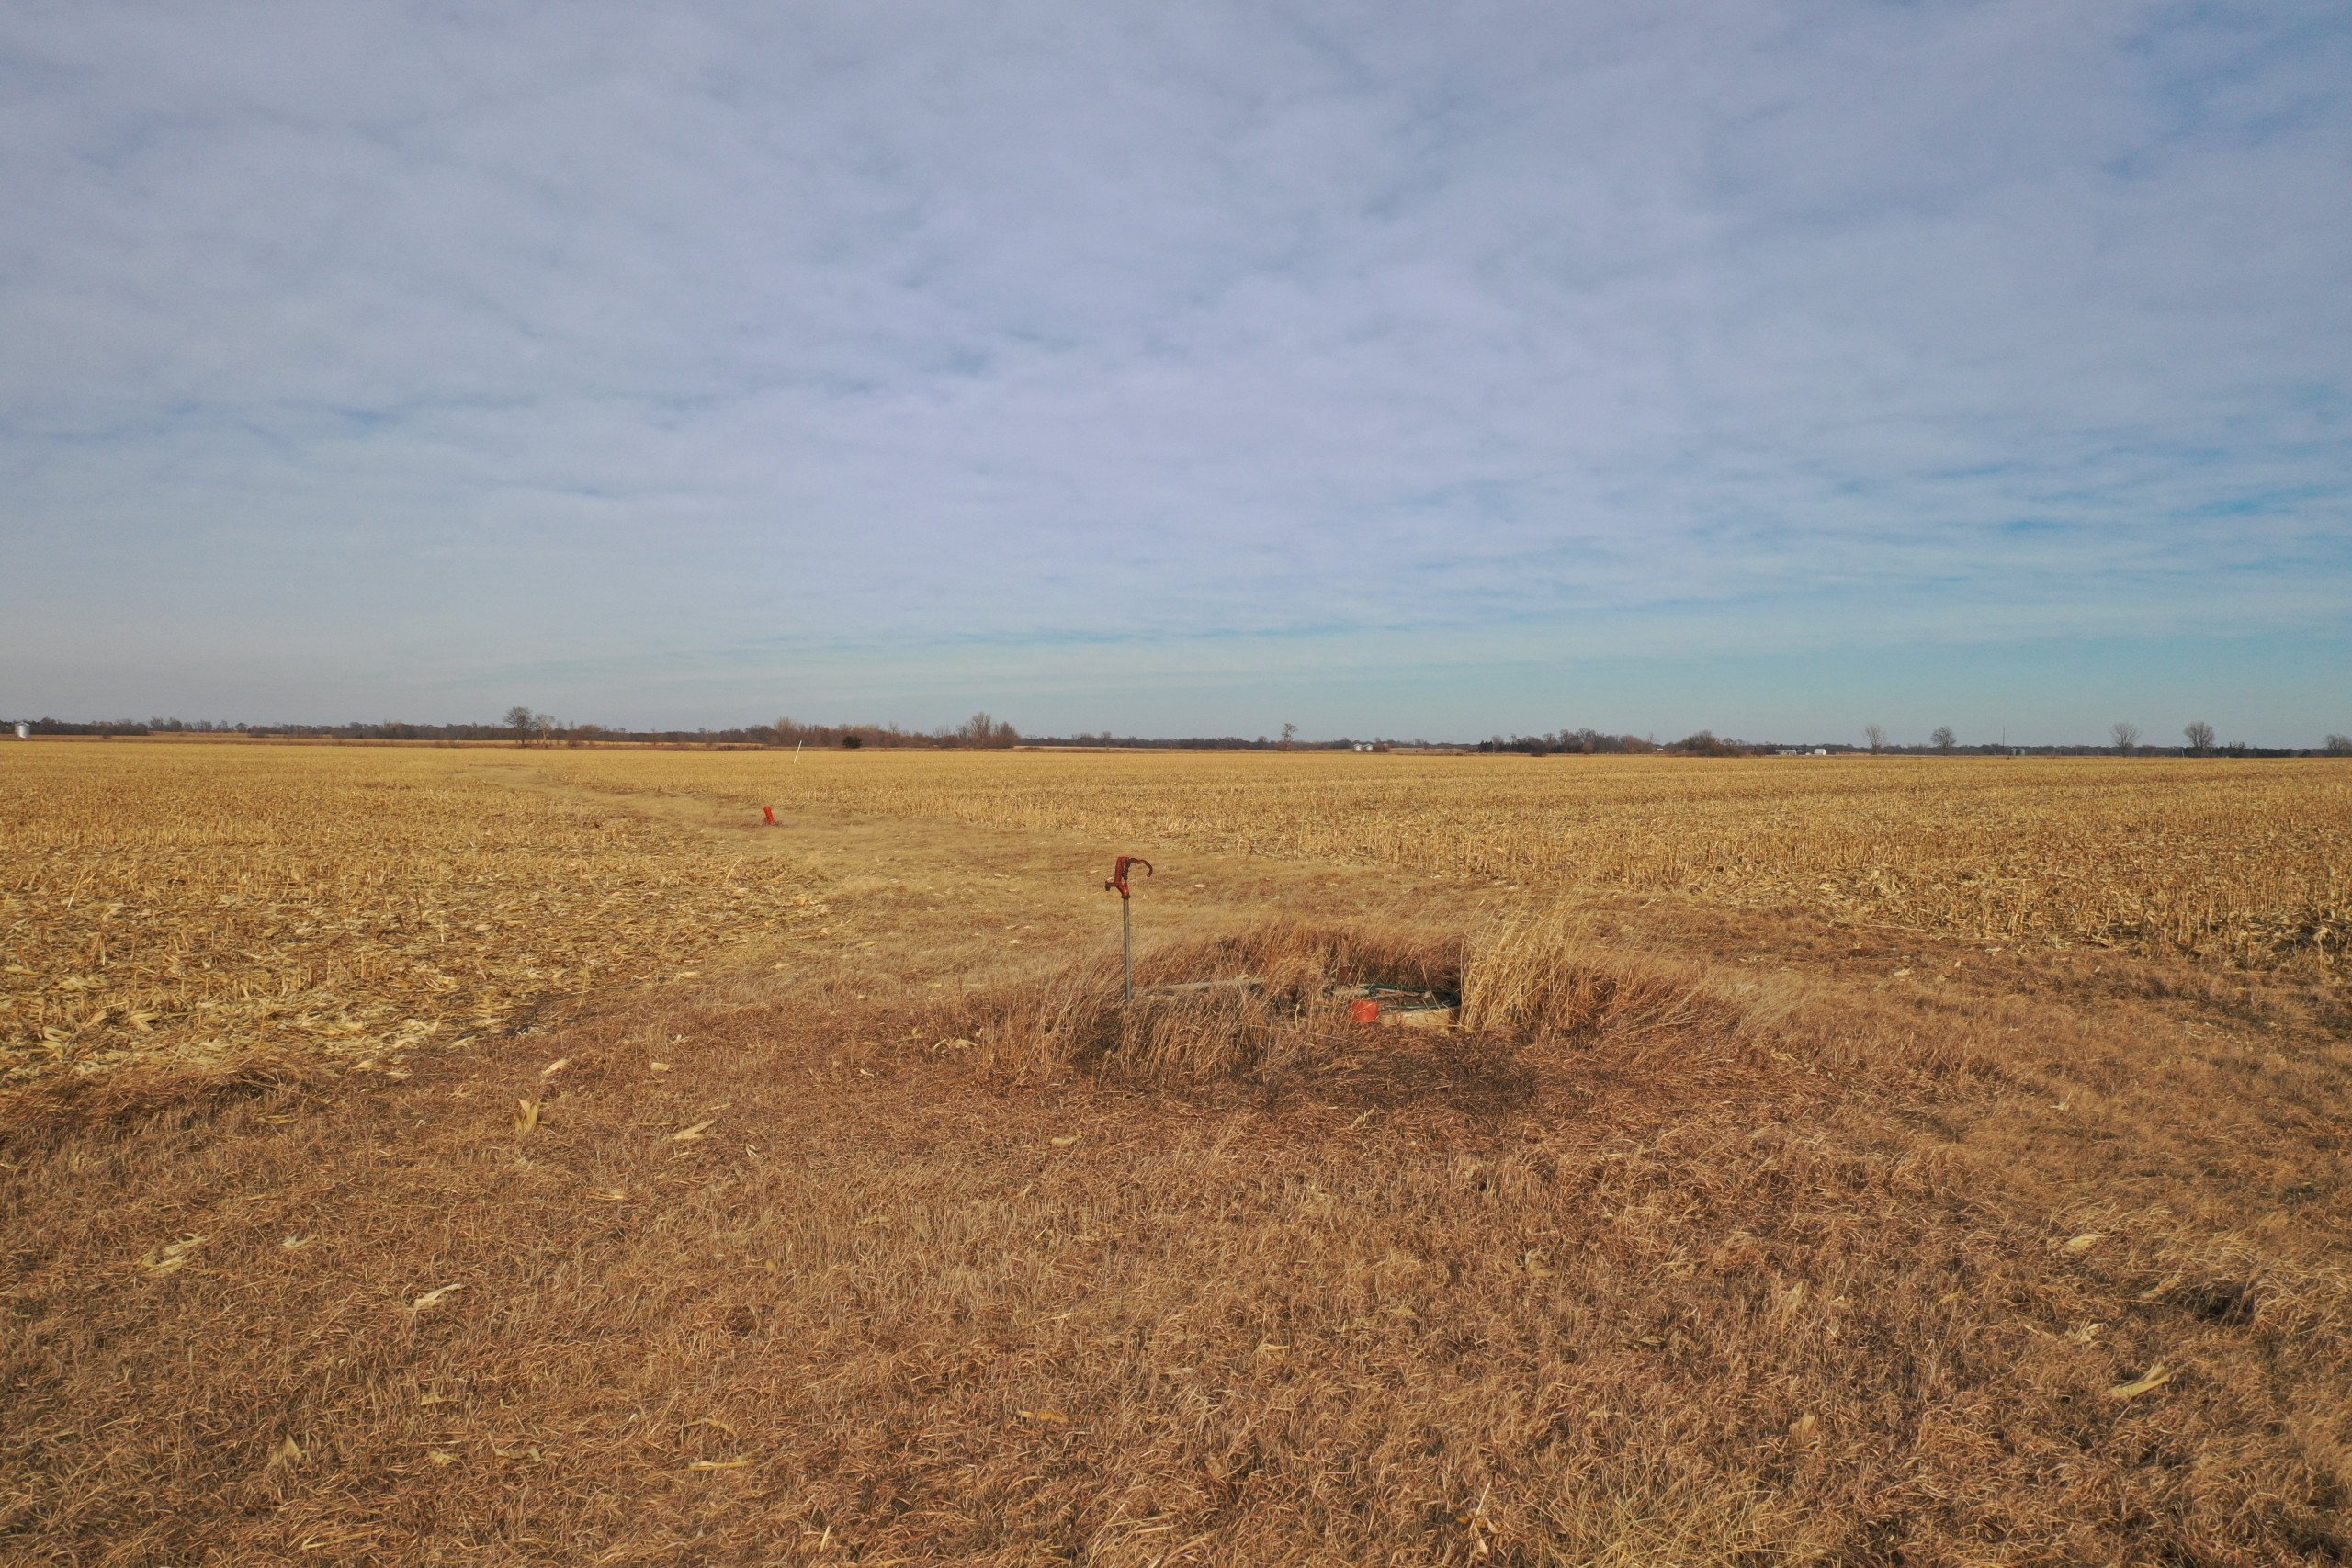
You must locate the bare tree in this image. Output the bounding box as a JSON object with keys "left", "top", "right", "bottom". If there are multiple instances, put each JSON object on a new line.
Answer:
{"left": 2111, "top": 721, "right": 2141, "bottom": 754}
{"left": 2183, "top": 720, "right": 2215, "bottom": 754}
{"left": 1863, "top": 724, "right": 1887, "bottom": 753}
{"left": 1929, "top": 725, "right": 1956, "bottom": 754}
{"left": 2324, "top": 734, "right": 2352, "bottom": 757}
{"left": 532, "top": 712, "right": 558, "bottom": 745}
{"left": 1280, "top": 722, "right": 1298, "bottom": 750}
{"left": 503, "top": 705, "right": 536, "bottom": 747}
{"left": 953, "top": 712, "right": 1019, "bottom": 749}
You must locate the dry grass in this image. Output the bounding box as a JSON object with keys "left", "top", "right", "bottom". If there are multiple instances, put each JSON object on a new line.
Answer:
{"left": 970, "top": 919, "right": 1463, "bottom": 1084}
{"left": 9, "top": 743, "right": 2346, "bottom": 1098}
{"left": 968, "top": 912, "right": 1753, "bottom": 1090}
{"left": 4, "top": 740, "right": 2350, "bottom": 1563}
{"left": 6, "top": 914, "right": 2348, "bottom": 1564}
{"left": 516, "top": 747, "right": 2352, "bottom": 968}
{"left": 1458, "top": 904, "right": 1755, "bottom": 1045}
{"left": 0, "top": 744, "right": 831, "bottom": 1101}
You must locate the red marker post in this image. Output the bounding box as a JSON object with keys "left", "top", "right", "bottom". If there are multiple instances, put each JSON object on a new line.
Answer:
{"left": 1103, "top": 854, "right": 1154, "bottom": 1004}
{"left": 763, "top": 806, "right": 776, "bottom": 827}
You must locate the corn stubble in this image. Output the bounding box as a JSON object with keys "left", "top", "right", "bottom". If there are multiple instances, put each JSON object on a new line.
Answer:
{"left": 2, "top": 741, "right": 2348, "bottom": 1563}
{"left": 533, "top": 748, "right": 2348, "bottom": 968}
{"left": 0, "top": 744, "right": 832, "bottom": 1102}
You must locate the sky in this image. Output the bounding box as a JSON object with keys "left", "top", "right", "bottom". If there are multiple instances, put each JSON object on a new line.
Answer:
{"left": 3, "top": 1, "right": 2348, "bottom": 745}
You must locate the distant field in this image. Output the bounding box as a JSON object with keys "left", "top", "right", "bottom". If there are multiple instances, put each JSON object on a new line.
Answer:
{"left": 534, "top": 746, "right": 2352, "bottom": 964}
{"left": 7, "top": 743, "right": 2346, "bottom": 1090}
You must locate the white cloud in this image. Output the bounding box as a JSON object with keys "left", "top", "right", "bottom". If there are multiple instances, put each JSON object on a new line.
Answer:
{"left": 2, "top": 0, "right": 2346, "bottom": 733}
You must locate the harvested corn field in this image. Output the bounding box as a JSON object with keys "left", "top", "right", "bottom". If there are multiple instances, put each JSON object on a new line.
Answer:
{"left": 0, "top": 743, "right": 829, "bottom": 1093}
{"left": 5, "top": 739, "right": 2352, "bottom": 1563}
{"left": 524, "top": 747, "right": 2352, "bottom": 967}
{"left": 8, "top": 743, "right": 2348, "bottom": 1097}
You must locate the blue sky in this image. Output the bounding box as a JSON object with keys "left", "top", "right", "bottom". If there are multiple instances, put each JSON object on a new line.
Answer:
{"left": 3, "top": 1, "right": 2347, "bottom": 744}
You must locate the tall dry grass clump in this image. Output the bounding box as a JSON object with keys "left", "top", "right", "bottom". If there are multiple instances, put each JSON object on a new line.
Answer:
{"left": 969, "top": 918, "right": 1460, "bottom": 1082}
{"left": 1459, "top": 906, "right": 1744, "bottom": 1044}
{"left": 972, "top": 910, "right": 1773, "bottom": 1086}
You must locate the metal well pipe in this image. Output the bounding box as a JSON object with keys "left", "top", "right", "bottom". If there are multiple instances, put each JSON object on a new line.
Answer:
{"left": 1104, "top": 853, "right": 1152, "bottom": 1008}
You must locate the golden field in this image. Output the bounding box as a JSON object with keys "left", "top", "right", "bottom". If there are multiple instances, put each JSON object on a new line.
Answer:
{"left": 5, "top": 739, "right": 2350, "bottom": 1564}
{"left": 6, "top": 740, "right": 2346, "bottom": 1093}
{"left": 0, "top": 742, "right": 831, "bottom": 1092}
{"left": 540, "top": 746, "right": 2352, "bottom": 964}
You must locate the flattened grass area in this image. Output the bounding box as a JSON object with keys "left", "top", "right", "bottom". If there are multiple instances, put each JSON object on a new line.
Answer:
{"left": 4, "top": 750, "right": 2350, "bottom": 1564}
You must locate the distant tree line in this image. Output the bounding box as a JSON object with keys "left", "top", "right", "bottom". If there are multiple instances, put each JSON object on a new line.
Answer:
{"left": 1477, "top": 729, "right": 1664, "bottom": 755}
{"left": 1025, "top": 733, "right": 1417, "bottom": 750}
{"left": 1472, "top": 723, "right": 2352, "bottom": 758}
{"left": 1031, "top": 733, "right": 1302, "bottom": 750}
{"left": 11, "top": 714, "right": 2351, "bottom": 756}
{"left": 1480, "top": 730, "right": 1849, "bottom": 756}
{"left": 17, "top": 716, "right": 266, "bottom": 737}
{"left": 6, "top": 713, "right": 1023, "bottom": 749}
{"left": 763, "top": 714, "right": 1020, "bottom": 750}
{"left": 1855, "top": 718, "right": 2338, "bottom": 759}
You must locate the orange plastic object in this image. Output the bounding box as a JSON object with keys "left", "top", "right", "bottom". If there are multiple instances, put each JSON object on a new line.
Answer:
{"left": 1350, "top": 999, "right": 1382, "bottom": 1025}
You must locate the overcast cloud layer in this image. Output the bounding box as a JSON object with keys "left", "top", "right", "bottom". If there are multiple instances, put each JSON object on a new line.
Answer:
{"left": 4, "top": 1, "right": 2348, "bottom": 741}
